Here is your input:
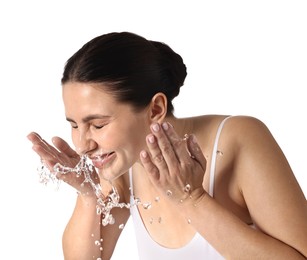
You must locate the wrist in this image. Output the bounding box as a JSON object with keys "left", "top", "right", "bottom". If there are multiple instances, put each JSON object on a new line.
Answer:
{"left": 77, "top": 190, "right": 100, "bottom": 206}
{"left": 176, "top": 188, "right": 208, "bottom": 211}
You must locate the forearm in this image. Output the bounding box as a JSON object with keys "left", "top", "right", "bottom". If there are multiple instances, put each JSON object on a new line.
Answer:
{"left": 180, "top": 194, "right": 306, "bottom": 259}
{"left": 62, "top": 194, "right": 102, "bottom": 260}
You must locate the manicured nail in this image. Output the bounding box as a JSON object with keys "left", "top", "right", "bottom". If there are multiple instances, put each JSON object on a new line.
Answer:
{"left": 141, "top": 150, "right": 148, "bottom": 158}
{"left": 162, "top": 122, "right": 169, "bottom": 130}
{"left": 152, "top": 123, "right": 160, "bottom": 132}
{"left": 147, "top": 135, "right": 155, "bottom": 143}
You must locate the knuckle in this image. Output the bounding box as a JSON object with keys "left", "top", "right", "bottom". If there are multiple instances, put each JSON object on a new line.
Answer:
{"left": 172, "top": 139, "right": 184, "bottom": 150}
{"left": 161, "top": 144, "right": 173, "bottom": 155}
{"left": 153, "top": 153, "right": 164, "bottom": 163}
{"left": 148, "top": 165, "right": 159, "bottom": 175}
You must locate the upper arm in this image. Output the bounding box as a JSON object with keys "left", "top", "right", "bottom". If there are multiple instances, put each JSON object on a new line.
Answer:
{"left": 232, "top": 116, "right": 307, "bottom": 255}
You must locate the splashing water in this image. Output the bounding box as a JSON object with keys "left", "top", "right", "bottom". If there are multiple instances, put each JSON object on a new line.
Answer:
{"left": 36, "top": 155, "right": 193, "bottom": 259}
{"left": 37, "top": 162, "right": 61, "bottom": 189}
{"left": 37, "top": 155, "right": 146, "bottom": 227}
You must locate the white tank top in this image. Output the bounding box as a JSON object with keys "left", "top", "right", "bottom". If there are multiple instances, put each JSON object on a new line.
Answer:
{"left": 129, "top": 117, "right": 230, "bottom": 259}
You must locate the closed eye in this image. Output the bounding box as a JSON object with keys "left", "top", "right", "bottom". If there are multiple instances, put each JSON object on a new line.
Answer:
{"left": 93, "top": 125, "right": 104, "bottom": 129}
{"left": 68, "top": 122, "right": 78, "bottom": 129}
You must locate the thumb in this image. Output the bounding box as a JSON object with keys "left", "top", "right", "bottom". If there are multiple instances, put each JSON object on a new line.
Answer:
{"left": 187, "top": 134, "right": 207, "bottom": 172}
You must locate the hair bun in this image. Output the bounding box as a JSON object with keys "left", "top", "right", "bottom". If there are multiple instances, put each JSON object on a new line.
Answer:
{"left": 150, "top": 41, "right": 187, "bottom": 99}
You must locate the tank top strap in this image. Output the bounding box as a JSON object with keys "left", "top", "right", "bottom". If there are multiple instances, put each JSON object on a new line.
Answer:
{"left": 209, "top": 116, "right": 232, "bottom": 197}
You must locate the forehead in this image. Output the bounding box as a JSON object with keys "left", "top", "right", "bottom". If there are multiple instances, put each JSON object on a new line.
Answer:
{"left": 63, "top": 82, "right": 112, "bottom": 99}
{"left": 62, "top": 82, "right": 119, "bottom": 115}
{"left": 62, "top": 82, "right": 145, "bottom": 123}
{"left": 63, "top": 81, "right": 116, "bottom": 104}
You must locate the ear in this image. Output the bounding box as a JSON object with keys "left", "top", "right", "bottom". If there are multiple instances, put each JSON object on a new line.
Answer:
{"left": 148, "top": 92, "right": 168, "bottom": 123}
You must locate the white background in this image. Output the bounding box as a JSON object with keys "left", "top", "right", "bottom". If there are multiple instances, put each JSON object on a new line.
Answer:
{"left": 0, "top": 1, "right": 306, "bottom": 259}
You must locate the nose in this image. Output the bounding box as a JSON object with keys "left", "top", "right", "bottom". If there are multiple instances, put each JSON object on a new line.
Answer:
{"left": 74, "top": 128, "right": 97, "bottom": 155}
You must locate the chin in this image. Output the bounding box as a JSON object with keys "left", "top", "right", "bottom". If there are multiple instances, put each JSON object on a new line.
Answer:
{"left": 97, "top": 168, "right": 123, "bottom": 182}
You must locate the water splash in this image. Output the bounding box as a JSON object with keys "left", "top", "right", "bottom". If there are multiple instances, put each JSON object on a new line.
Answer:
{"left": 166, "top": 190, "right": 173, "bottom": 196}
{"left": 36, "top": 155, "right": 148, "bottom": 227}
{"left": 36, "top": 155, "right": 190, "bottom": 259}
{"left": 37, "top": 162, "right": 61, "bottom": 189}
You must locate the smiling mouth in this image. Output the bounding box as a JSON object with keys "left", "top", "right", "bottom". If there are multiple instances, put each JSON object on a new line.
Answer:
{"left": 91, "top": 152, "right": 115, "bottom": 168}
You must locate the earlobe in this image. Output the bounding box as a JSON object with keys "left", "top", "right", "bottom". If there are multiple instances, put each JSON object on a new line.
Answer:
{"left": 149, "top": 93, "right": 167, "bottom": 122}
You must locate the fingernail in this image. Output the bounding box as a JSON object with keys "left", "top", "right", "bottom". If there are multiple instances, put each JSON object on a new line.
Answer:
{"left": 147, "top": 135, "right": 155, "bottom": 143}
{"left": 141, "top": 150, "right": 148, "bottom": 158}
{"left": 162, "top": 122, "right": 169, "bottom": 130}
{"left": 152, "top": 123, "right": 160, "bottom": 132}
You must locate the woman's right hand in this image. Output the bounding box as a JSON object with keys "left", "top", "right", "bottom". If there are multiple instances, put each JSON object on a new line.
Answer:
{"left": 27, "top": 132, "right": 99, "bottom": 196}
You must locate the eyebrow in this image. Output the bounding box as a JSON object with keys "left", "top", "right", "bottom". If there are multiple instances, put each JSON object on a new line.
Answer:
{"left": 66, "top": 114, "right": 110, "bottom": 124}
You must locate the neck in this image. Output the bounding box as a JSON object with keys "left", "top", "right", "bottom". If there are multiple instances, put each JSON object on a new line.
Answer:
{"left": 164, "top": 115, "right": 195, "bottom": 139}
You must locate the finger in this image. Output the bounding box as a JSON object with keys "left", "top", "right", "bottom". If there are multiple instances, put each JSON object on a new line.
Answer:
{"left": 52, "top": 136, "right": 78, "bottom": 158}
{"left": 28, "top": 133, "right": 66, "bottom": 167}
{"left": 28, "top": 132, "right": 59, "bottom": 156}
{"left": 27, "top": 132, "right": 51, "bottom": 149}
{"left": 186, "top": 134, "right": 207, "bottom": 172}
{"left": 27, "top": 132, "right": 42, "bottom": 143}
{"left": 145, "top": 133, "right": 169, "bottom": 173}
{"left": 159, "top": 122, "right": 191, "bottom": 164}
{"left": 149, "top": 123, "right": 182, "bottom": 172}
{"left": 32, "top": 144, "right": 59, "bottom": 170}
{"left": 140, "top": 150, "right": 160, "bottom": 181}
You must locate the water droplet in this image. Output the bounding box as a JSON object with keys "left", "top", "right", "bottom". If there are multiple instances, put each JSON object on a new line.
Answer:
{"left": 119, "top": 224, "right": 125, "bottom": 229}
{"left": 183, "top": 134, "right": 189, "bottom": 140}
{"left": 142, "top": 202, "right": 152, "bottom": 210}
{"left": 184, "top": 184, "right": 191, "bottom": 193}
{"left": 134, "top": 198, "right": 141, "bottom": 205}
{"left": 155, "top": 196, "right": 160, "bottom": 202}
{"left": 187, "top": 219, "right": 191, "bottom": 224}
{"left": 166, "top": 190, "right": 173, "bottom": 196}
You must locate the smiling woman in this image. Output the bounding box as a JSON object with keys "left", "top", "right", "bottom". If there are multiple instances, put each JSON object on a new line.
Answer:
{"left": 1, "top": 1, "right": 306, "bottom": 260}
{"left": 61, "top": 81, "right": 148, "bottom": 181}
{"left": 27, "top": 31, "right": 307, "bottom": 260}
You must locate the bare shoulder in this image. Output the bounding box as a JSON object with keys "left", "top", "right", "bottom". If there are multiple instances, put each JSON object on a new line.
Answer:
{"left": 191, "top": 114, "right": 269, "bottom": 149}
{"left": 223, "top": 115, "right": 307, "bottom": 256}
{"left": 222, "top": 115, "right": 271, "bottom": 140}
{"left": 191, "top": 114, "right": 266, "bottom": 134}
{"left": 208, "top": 115, "right": 277, "bottom": 155}
{"left": 222, "top": 115, "right": 292, "bottom": 173}
{"left": 221, "top": 115, "right": 301, "bottom": 195}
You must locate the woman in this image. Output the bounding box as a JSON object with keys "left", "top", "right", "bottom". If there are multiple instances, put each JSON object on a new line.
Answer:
{"left": 27, "top": 32, "right": 307, "bottom": 259}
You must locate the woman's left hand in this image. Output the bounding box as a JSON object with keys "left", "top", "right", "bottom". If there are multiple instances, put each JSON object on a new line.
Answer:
{"left": 140, "top": 122, "right": 207, "bottom": 205}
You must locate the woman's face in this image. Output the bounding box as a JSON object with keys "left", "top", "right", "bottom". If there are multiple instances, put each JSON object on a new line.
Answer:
{"left": 62, "top": 82, "right": 150, "bottom": 181}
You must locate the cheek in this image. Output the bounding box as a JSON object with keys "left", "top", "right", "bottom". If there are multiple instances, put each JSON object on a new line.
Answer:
{"left": 105, "top": 124, "right": 147, "bottom": 154}
{"left": 103, "top": 130, "right": 127, "bottom": 149}
{"left": 71, "top": 130, "right": 82, "bottom": 151}
{"left": 126, "top": 125, "right": 148, "bottom": 153}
